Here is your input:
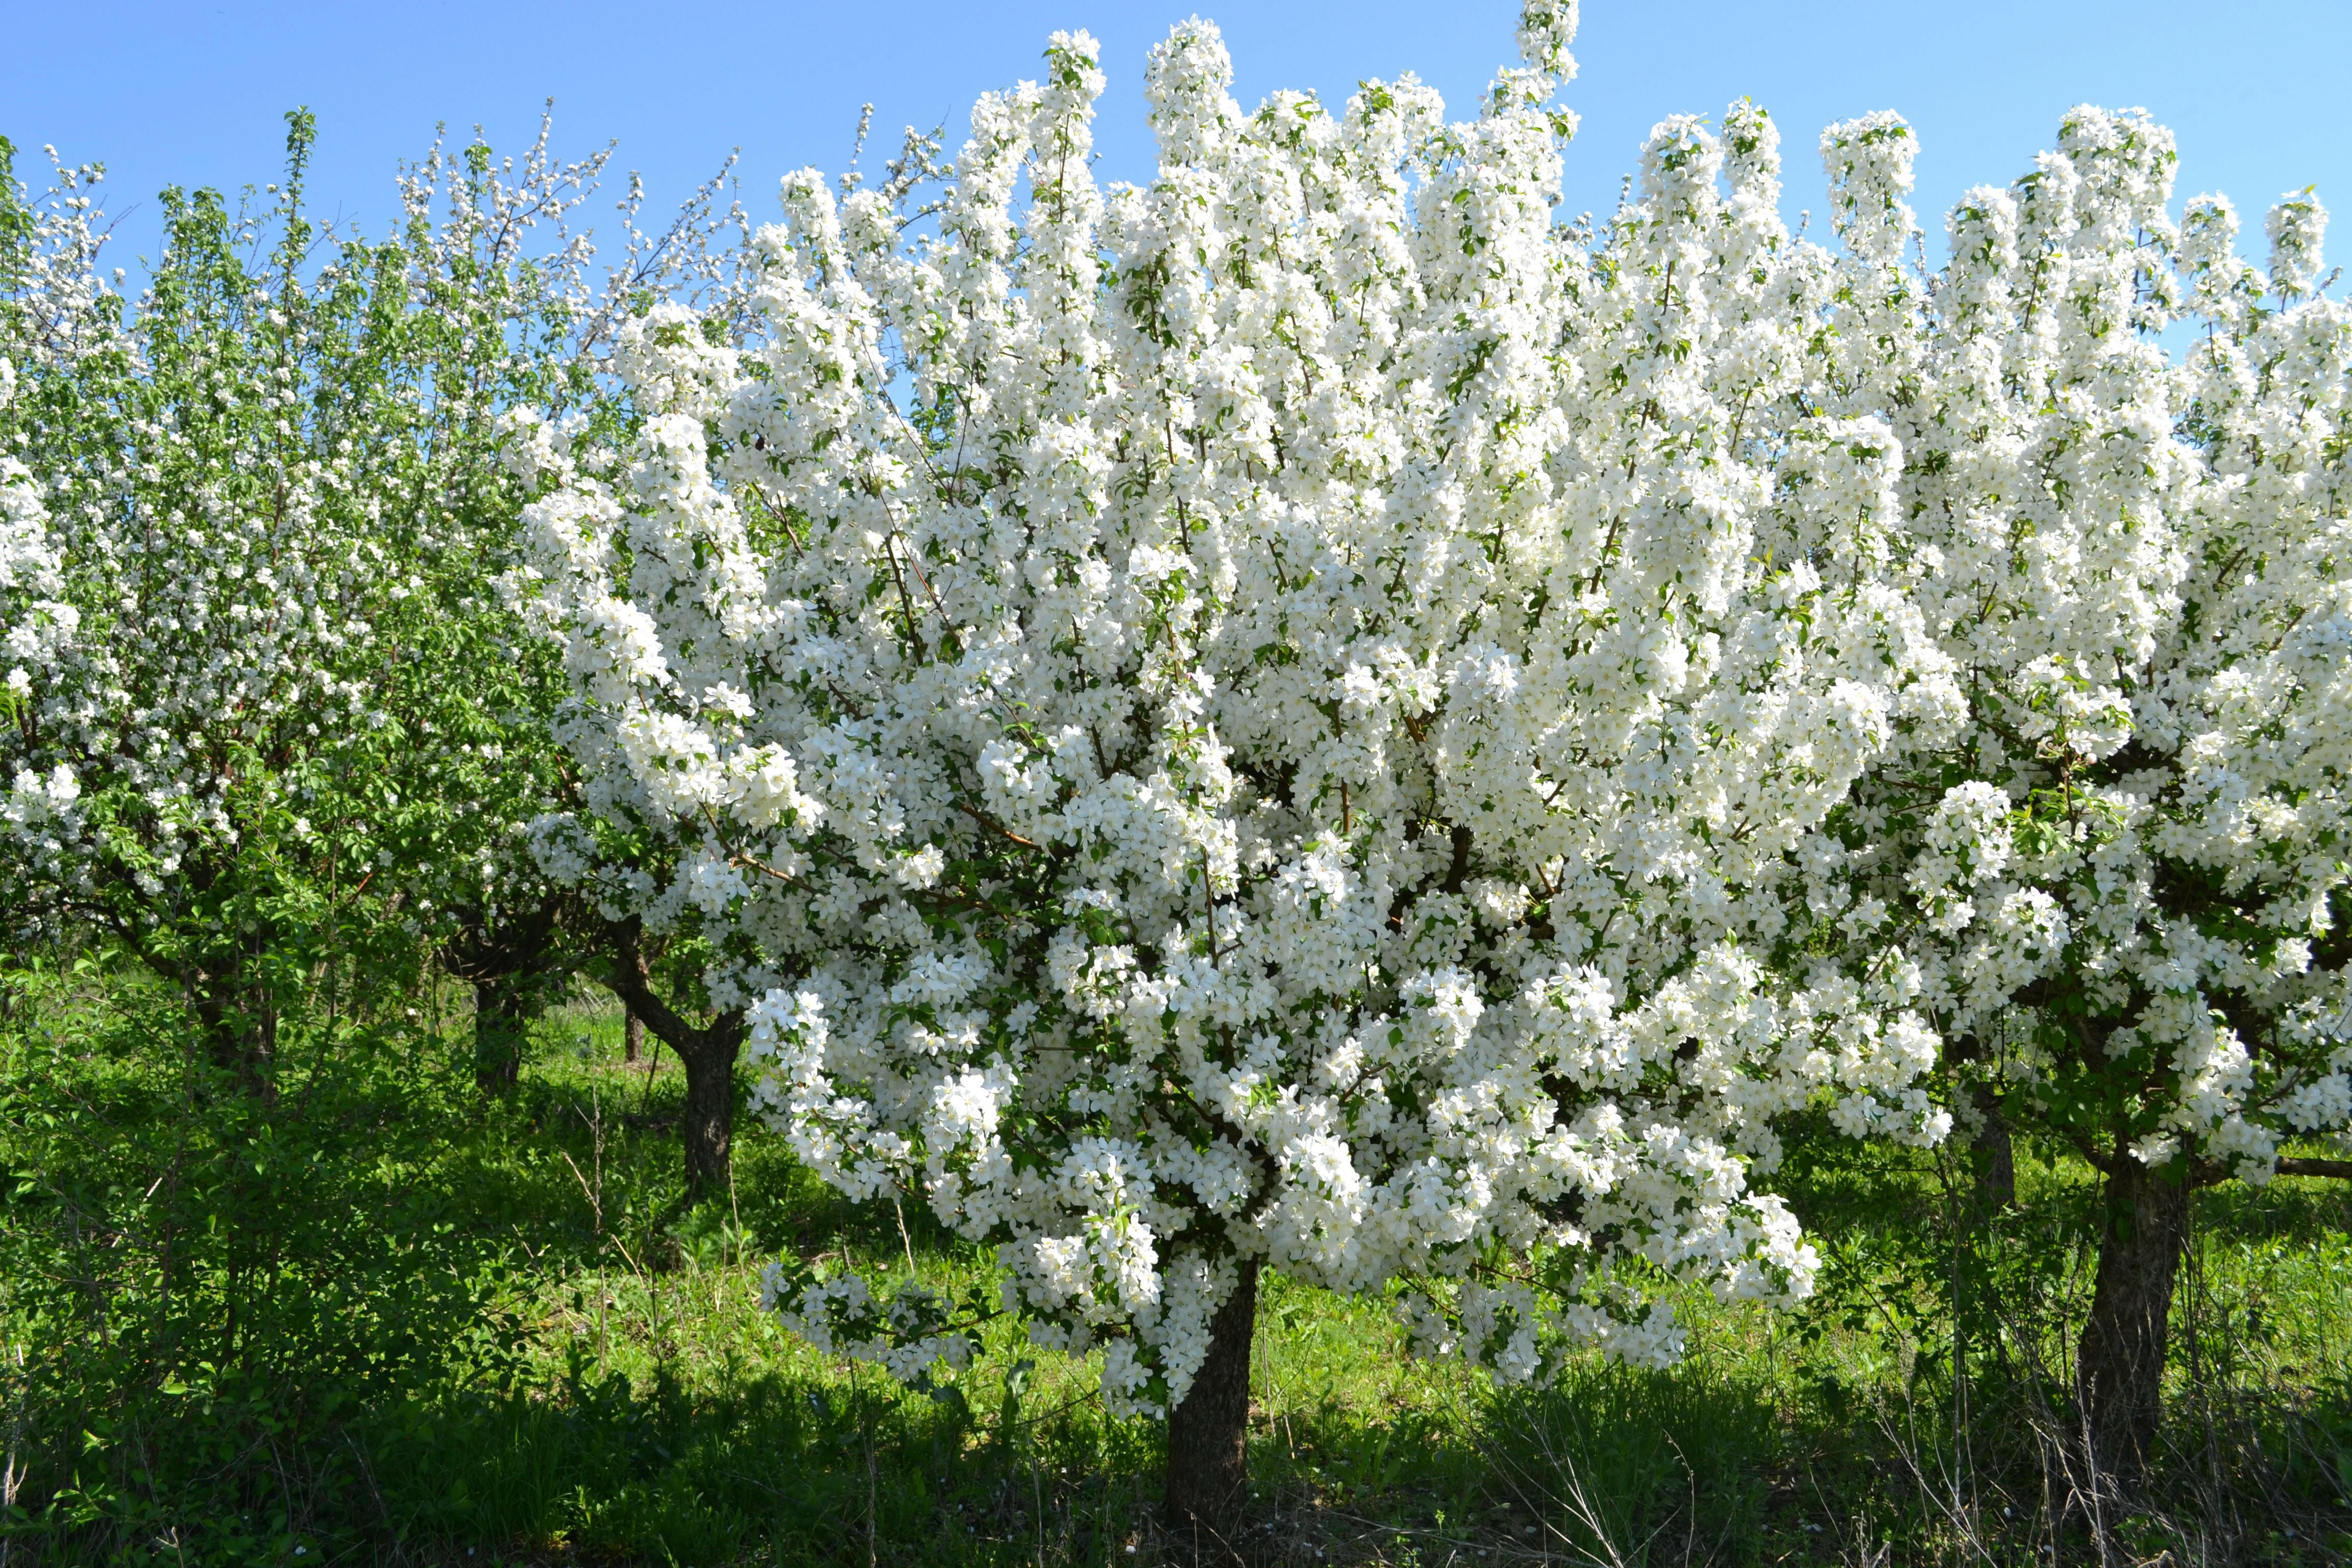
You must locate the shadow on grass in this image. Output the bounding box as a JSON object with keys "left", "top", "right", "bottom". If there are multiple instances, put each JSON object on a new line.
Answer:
{"left": 1240, "top": 1357, "right": 1784, "bottom": 1566}
{"left": 349, "top": 1357, "right": 1157, "bottom": 1565}
{"left": 9, "top": 986, "right": 2352, "bottom": 1565}
{"left": 0, "top": 985, "right": 1169, "bottom": 1564}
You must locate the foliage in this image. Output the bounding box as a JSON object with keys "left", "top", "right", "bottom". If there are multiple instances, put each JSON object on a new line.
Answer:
{"left": 2, "top": 0, "right": 2351, "bottom": 1551}
{"left": 0, "top": 115, "right": 745, "bottom": 1086}
{"left": 518, "top": 6, "right": 1960, "bottom": 1419}
{"left": 2, "top": 979, "right": 2348, "bottom": 1563}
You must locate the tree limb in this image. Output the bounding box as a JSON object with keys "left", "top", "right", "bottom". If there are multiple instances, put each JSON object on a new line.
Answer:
{"left": 2277, "top": 1157, "right": 2352, "bottom": 1181}
{"left": 604, "top": 915, "right": 743, "bottom": 1063}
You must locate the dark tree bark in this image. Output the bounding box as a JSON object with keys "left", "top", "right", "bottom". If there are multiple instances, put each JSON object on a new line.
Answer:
{"left": 603, "top": 918, "right": 744, "bottom": 1198}
{"left": 473, "top": 975, "right": 528, "bottom": 1095}
{"left": 1165, "top": 1260, "right": 1259, "bottom": 1559}
{"left": 188, "top": 971, "right": 273, "bottom": 1097}
{"left": 624, "top": 1008, "right": 644, "bottom": 1065}
{"left": 443, "top": 895, "right": 571, "bottom": 1100}
{"left": 677, "top": 1031, "right": 738, "bottom": 1195}
{"left": 2075, "top": 1159, "right": 2191, "bottom": 1498}
{"left": 1974, "top": 1090, "right": 2015, "bottom": 1213}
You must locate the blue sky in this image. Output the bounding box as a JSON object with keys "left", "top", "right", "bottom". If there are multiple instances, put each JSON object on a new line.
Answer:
{"left": 7, "top": 1, "right": 2346, "bottom": 276}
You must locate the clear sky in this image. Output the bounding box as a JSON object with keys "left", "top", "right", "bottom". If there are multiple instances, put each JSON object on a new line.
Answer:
{"left": 6, "top": 1, "right": 2346, "bottom": 278}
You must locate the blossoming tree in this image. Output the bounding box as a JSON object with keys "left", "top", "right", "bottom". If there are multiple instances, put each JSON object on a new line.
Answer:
{"left": 10, "top": 0, "right": 2338, "bottom": 1533}
{"left": 0, "top": 121, "right": 430, "bottom": 1081}
{"left": 519, "top": 2, "right": 1961, "bottom": 1531}
{"left": 374, "top": 125, "right": 745, "bottom": 1094}
{"left": 1822, "top": 106, "right": 2352, "bottom": 1492}
{"left": 0, "top": 116, "right": 741, "bottom": 1093}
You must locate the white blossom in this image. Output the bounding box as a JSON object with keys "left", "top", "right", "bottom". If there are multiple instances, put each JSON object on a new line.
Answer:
{"left": 529, "top": 8, "right": 1957, "bottom": 1410}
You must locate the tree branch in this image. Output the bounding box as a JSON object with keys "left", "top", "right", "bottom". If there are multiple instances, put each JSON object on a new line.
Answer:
{"left": 604, "top": 915, "right": 743, "bottom": 1063}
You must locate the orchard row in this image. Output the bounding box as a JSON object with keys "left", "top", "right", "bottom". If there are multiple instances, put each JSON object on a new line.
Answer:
{"left": 3, "top": 0, "right": 2345, "bottom": 1528}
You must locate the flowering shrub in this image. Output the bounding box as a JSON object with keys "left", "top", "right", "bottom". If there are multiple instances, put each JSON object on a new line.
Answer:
{"left": 0, "top": 117, "right": 739, "bottom": 1082}
{"left": 519, "top": 3, "right": 1965, "bottom": 1420}
{"left": 0, "top": 123, "right": 426, "bottom": 1066}
{"left": 1811, "top": 104, "right": 2352, "bottom": 1480}
{"left": 5, "top": 0, "right": 2345, "bottom": 1518}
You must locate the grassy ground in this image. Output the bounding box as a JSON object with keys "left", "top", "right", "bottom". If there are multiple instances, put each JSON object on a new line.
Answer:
{"left": 3, "top": 961, "right": 2349, "bottom": 1565}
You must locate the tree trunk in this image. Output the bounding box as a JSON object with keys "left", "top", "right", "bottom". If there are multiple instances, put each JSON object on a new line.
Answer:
{"left": 674, "top": 1032, "right": 740, "bottom": 1199}
{"left": 1974, "top": 1091, "right": 2015, "bottom": 1212}
{"left": 190, "top": 973, "right": 271, "bottom": 1096}
{"left": 2075, "top": 1159, "right": 2191, "bottom": 1499}
{"left": 474, "top": 976, "right": 527, "bottom": 1095}
{"left": 443, "top": 898, "right": 571, "bottom": 1099}
{"left": 624, "top": 1008, "right": 644, "bottom": 1064}
{"left": 603, "top": 919, "right": 744, "bottom": 1200}
{"left": 1165, "top": 1260, "right": 1259, "bottom": 1559}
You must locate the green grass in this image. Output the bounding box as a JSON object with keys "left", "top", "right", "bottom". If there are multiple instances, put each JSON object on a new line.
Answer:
{"left": 3, "top": 963, "right": 2349, "bottom": 1565}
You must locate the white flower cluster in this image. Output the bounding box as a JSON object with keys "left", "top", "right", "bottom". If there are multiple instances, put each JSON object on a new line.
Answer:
{"left": 0, "top": 456, "right": 77, "bottom": 706}
{"left": 758, "top": 1259, "right": 976, "bottom": 1386}
{"left": 522, "top": 7, "right": 1979, "bottom": 1413}
{"left": 0, "top": 450, "right": 83, "bottom": 846}
{"left": 0, "top": 119, "right": 748, "bottom": 1034}
{"left": 0, "top": 159, "right": 390, "bottom": 916}
{"left": 1829, "top": 106, "right": 2352, "bottom": 1186}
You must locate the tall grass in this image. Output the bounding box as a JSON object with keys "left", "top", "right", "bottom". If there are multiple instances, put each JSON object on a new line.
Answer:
{"left": 3, "top": 960, "right": 2347, "bottom": 1564}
